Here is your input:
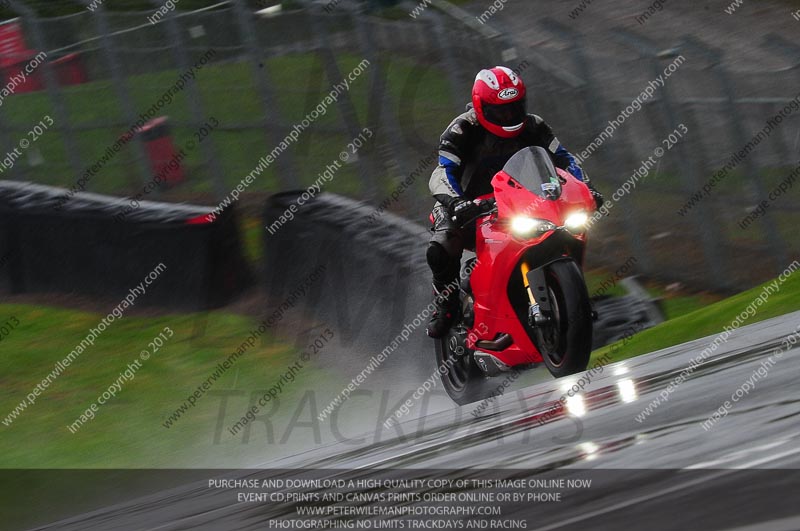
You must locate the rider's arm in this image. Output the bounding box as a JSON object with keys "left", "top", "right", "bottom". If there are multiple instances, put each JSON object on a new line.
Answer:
{"left": 530, "top": 115, "right": 586, "bottom": 181}
{"left": 429, "top": 111, "right": 478, "bottom": 209}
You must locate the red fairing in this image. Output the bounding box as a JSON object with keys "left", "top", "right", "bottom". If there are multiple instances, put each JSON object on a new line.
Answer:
{"left": 466, "top": 166, "right": 595, "bottom": 367}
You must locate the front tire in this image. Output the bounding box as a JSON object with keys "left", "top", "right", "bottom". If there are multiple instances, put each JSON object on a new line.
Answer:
{"left": 534, "top": 260, "right": 592, "bottom": 378}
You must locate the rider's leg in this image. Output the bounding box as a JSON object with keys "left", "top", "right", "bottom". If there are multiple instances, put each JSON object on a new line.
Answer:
{"left": 426, "top": 207, "right": 465, "bottom": 338}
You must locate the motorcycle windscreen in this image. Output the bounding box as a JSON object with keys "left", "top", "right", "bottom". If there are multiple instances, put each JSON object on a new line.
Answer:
{"left": 501, "top": 146, "right": 562, "bottom": 200}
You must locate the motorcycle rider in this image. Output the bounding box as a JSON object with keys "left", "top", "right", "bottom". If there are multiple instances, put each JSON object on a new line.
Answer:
{"left": 426, "top": 66, "right": 604, "bottom": 339}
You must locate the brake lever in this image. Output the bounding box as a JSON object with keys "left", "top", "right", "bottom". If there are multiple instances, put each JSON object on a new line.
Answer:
{"left": 457, "top": 203, "right": 498, "bottom": 229}
{"left": 478, "top": 207, "right": 498, "bottom": 227}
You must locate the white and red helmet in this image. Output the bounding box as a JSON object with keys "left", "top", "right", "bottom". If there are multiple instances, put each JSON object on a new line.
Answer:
{"left": 472, "top": 66, "right": 527, "bottom": 138}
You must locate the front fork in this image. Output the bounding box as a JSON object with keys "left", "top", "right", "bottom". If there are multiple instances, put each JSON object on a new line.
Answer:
{"left": 523, "top": 258, "right": 599, "bottom": 325}
{"left": 521, "top": 261, "right": 550, "bottom": 327}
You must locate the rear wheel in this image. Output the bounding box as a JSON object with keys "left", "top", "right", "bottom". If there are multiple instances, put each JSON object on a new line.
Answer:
{"left": 534, "top": 260, "right": 592, "bottom": 378}
{"left": 435, "top": 325, "right": 494, "bottom": 406}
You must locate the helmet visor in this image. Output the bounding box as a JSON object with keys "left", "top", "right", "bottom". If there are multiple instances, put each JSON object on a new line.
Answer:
{"left": 483, "top": 100, "right": 526, "bottom": 127}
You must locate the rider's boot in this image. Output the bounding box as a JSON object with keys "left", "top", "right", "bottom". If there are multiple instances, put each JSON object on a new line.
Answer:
{"left": 426, "top": 283, "right": 460, "bottom": 339}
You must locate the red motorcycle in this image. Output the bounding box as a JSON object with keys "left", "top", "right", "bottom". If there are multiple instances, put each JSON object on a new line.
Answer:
{"left": 435, "top": 146, "right": 597, "bottom": 405}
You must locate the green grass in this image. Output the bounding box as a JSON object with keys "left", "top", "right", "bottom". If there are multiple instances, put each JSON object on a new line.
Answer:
{"left": 604, "top": 168, "right": 800, "bottom": 259}
{"left": 591, "top": 264, "right": 800, "bottom": 364}
{"left": 636, "top": 279, "right": 721, "bottom": 320}
{"left": 583, "top": 267, "right": 716, "bottom": 320}
{"left": 3, "top": 53, "right": 455, "bottom": 201}
{"left": 658, "top": 291, "right": 719, "bottom": 321}
{"left": 241, "top": 215, "right": 266, "bottom": 265}
{"left": 0, "top": 303, "right": 326, "bottom": 468}
{"left": 583, "top": 268, "right": 627, "bottom": 298}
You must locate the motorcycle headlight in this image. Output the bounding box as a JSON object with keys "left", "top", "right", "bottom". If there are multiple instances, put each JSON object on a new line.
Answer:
{"left": 510, "top": 216, "right": 556, "bottom": 236}
{"left": 564, "top": 211, "right": 589, "bottom": 233}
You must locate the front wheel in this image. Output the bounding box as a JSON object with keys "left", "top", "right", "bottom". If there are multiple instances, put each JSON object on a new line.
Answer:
{"left": 534, "top": 260, "right": 593, "bottom": 378}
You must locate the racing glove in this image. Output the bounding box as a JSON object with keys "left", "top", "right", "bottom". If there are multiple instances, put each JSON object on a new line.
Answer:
{"left": 449, "top": 198, "right": 484, "bottom": 225}
{"left": 588, "top": 185, "right": 604, "bottom": 210}
{"left": 583, "top": 174, "right": 605, "bottom": 210}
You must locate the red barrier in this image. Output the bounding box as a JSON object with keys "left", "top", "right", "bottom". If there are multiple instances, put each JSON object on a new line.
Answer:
{"left": 135, "top": 117, "right": 185, "bottom": 188}
{"left": 0, "top": 19, "right": 88, "bottom": 92}
{"left": 52, "top": 53, "right": 89, "bottom": 86}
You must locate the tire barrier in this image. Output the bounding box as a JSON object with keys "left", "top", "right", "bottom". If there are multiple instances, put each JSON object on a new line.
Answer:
{"left": 262, "top": 192, "right": 432, "bottom": 373}
{"left": 591, "top": 278, "right": 665, "bottom": 349}
{"left": 591, "top": 295, "right": 646, "bottom": 349}
{"left": 0, "top": 180, "right": 251, "bottom": 310}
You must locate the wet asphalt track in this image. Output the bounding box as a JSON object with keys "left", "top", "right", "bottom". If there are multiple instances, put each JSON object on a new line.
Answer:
{"left": 31, "top": 310, "right": 800, "bottom": 531}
